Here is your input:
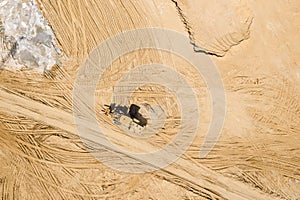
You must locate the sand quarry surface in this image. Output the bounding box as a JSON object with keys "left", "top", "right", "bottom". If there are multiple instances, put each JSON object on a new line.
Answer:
{"left": 1, "top": 0, "right": 300, "bottom": 199}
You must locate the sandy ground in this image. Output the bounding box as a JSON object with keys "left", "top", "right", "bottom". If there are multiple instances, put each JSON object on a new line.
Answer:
{"left": 0, "top": 0, "right": 300, "bottom": 199}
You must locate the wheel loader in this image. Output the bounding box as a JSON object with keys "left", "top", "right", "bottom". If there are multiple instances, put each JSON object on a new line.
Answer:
{"left": 102, "top": 103, "right": 147, "bottom": 134}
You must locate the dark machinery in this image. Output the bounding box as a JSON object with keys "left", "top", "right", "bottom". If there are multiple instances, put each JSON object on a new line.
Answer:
{"left": 102, "top": 103, "right": 147, "bottom": 132}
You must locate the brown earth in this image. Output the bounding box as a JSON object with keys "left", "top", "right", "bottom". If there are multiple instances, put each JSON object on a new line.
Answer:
{"left": 0, "top": 0, "right": 299, "bottom": 199}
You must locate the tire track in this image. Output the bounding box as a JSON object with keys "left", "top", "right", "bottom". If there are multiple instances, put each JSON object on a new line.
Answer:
{"left": 0, "top": 87, "right": 279, "bottom": 200}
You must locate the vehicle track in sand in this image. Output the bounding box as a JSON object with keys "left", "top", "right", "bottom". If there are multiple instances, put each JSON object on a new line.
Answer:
{"left": 1, "top": 0, "right": 300, "bottom": 199}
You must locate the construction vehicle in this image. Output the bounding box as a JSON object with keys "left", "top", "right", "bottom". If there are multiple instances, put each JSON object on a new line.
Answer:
{"left": 102, "top": 103, "right": 147, "bottom": 134}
